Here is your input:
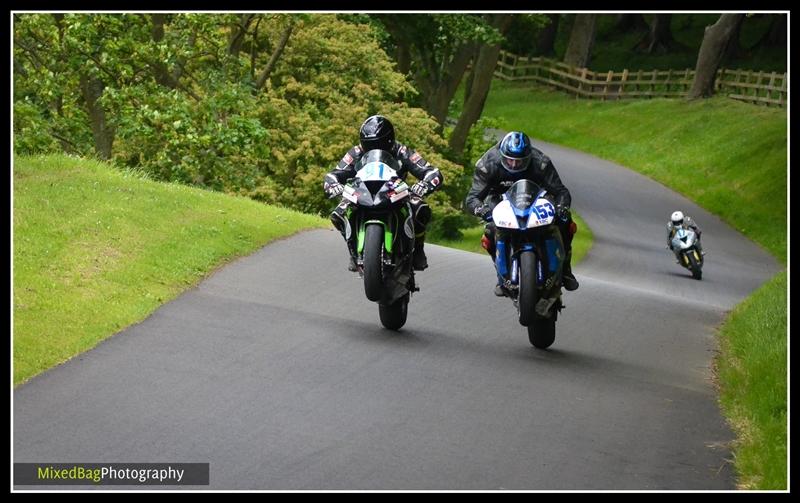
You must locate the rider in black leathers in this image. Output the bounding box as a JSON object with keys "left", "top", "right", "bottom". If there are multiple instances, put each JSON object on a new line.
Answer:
{"left": 323, "top": 115, "right": 444, "bottom": 272}
{"left": 464, "top": 131, "right": 579, "bottom": 296}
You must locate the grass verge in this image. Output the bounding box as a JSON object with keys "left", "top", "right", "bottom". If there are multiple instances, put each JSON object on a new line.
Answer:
{"left": 13, "top": 154, "right": 327, "bottom": 385}
{"left": 715, "top": 272, "right": 787, "bottom": 490}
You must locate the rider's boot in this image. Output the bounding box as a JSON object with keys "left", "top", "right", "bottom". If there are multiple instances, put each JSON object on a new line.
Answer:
{"left": 413, "top": 233, "right": 428, "bottom": 271}
{"left": 346, "top": 239, "right": 358, "bottom": 272}
{"left": 561, "top": 250, "right": 579, "bottom": 291}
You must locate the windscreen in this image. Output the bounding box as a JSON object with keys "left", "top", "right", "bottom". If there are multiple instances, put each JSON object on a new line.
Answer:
{"left": 506, "top": 179, "right": 540, "bottom": 211}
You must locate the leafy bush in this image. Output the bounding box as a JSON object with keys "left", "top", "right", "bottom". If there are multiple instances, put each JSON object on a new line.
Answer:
{"left": 14, "top": 14, "right": 466, "bottom": 228}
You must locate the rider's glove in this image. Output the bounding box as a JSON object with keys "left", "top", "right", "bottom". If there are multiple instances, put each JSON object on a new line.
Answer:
{"left": 326, "top": 183, "right": 344, "bottom": 198}
{"left": 474, "top": 204, "right": 492, "bottom": 221}
{"left": 556, "top": 204, "right": 570, "bottom": 222}
{"left": 410, "top": 182, "right": 428, "bottom": 198}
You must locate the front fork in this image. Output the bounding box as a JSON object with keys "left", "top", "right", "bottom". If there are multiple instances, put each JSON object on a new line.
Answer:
{"left": 355, "top": 206, "right": 411, "bottom": 266}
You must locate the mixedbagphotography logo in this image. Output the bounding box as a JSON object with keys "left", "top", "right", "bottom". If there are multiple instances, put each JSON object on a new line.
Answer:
{"left": 14, "top": 463, "right": 210, "bottom": 486}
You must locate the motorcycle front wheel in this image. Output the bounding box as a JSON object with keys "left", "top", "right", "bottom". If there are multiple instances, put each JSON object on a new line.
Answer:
{"left": 518, "top": 250, "right": 537, "bottom": 327}
{"left": 687, "top": 251, "right": 703, "bottom": 280}
{"left": 363, "top": 223, "right": 385, "bottom": 301}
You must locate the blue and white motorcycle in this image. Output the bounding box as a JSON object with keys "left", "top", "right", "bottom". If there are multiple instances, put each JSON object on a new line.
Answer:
{"left": 489, "top": 179, "right": 565, "bottom": 349}
{"left": 670, "top": 225, "right": 703, "bottom": 280}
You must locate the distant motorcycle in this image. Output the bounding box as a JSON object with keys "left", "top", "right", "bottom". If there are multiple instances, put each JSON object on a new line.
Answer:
{"left": 670, "top": 225, "right": 703, "bottom": 280}
{"left": 339, "top": 149, "right": 419, "bottom": 330}
{"left": 489, "top": 179, "right": 565, "bottom": 349}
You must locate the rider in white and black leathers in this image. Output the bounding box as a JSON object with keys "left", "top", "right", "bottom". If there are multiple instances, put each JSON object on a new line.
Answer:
{"left": 323, "top": 115, "right": 444, "bottom": 272}
{"left": 465, "top": 131, "right": 579, "bottom": 296}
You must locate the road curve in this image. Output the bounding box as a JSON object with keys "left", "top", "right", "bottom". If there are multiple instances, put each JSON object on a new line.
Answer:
{"left": 14, "top": 141, "right": 782, "bottom": 490}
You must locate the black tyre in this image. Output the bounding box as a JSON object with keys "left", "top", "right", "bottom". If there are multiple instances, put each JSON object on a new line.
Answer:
{"left": 363, "top": 224, "right": 385, "bottom": 301}
{"left": 687, "top": 251, "right": 703, "bottom": 280}
{"left": 528, "top": 319, "right": 556, "bottom": 349}
{"left": 379, "top": 294, "right": 409, "bottom": 331}
{"left": 518, "top": 251, "right": 537, "bottom": 326}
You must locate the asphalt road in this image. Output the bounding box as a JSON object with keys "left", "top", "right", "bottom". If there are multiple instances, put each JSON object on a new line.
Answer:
{"left": 14, "top": 140, "right": 782, "bottom": 490}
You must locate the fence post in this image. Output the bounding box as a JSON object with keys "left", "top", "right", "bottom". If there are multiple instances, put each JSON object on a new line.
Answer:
{"left": 602, "top": 70, "right": 613, "bottom": 101}
{"left": 779, "top": 73, "right": 787, "bottom": 107}
{"left": 768, "top": 71, "right": 776, "bottom": 105}
{"left": 684, "top": 68, "right": 691, "bottom": 96}
{"left": 665, "top": 69, "right": 672, "bottom": 96}
{"left": 637, "top": 69, "right": 643, "bottom": 96}
{"left": 620, "top": 69, "right": 628, "bottom": 100}
{"left": 650, "top": 70, "right": 656, "bottom": 97}
{"left": 578, "top": 68, "right": 588, "bottom": 98}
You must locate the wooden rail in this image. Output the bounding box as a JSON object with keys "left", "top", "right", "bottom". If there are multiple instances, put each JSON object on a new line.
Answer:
{"left": 494, "top": 50, "right": 787, "bottom": 107}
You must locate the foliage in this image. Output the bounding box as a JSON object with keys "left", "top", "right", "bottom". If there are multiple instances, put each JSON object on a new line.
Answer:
{"left": 14, "top": 13, "right": 466, "bottom": 228}
{"left": 502, "top": 14, "right": 551, "bottom": 56}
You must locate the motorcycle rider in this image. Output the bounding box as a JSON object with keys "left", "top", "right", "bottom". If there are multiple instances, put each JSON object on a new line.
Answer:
{"left": 465, "top": 131, "right": 579, "bottom": 296}
{"left": 323, "top": 115, "right": 444, "bottom": 272}
{"left": 667, "top": 210, "right": 704, "bottom": 255}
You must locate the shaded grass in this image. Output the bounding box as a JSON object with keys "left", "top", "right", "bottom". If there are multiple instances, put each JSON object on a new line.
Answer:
{"left": 13, "top": 154, "right": 327, "bottom": 385}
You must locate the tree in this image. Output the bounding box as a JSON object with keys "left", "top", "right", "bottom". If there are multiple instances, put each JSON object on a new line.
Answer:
{"left": 448, "top": 14, "right": 514, "bottom": 157}
{"left": 374, "top": 14, "right": 504, "bottom": 126}
{"left": 635, "top": 14, "right": 680, "bottom": 54}
{"left": 536, "top": 14, "right": 560, "bottom": 56}
{"left": 563, "top": 14, "right": 597, "bottom": 68}
{"left": 751, "top": 13, "right": 786, "bottom": 49}
{"left": 688, "top": 14, "right": 745, "bottom": 99}
{"left": 615, "top": 13, "right": 648, "bottom": 33}
{"left": 722, "top": 14, "right": 747, "bottom": 62}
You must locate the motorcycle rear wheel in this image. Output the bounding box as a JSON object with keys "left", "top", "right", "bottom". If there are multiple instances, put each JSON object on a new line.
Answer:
{"left": 528, "top": 319, "right": 556, "bottom": 349}
{"left": 379, "top": 294, "right": 409, "bottom": 331}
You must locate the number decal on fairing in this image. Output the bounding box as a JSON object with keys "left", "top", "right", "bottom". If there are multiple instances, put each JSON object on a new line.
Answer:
{"left": 356, "top": 162, "right": 397, "bottom": 181}
{"left": 535, "top": 202, "right": 555, "bottom": 219}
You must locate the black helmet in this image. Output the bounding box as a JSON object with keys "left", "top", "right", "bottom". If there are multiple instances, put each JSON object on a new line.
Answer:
{"left": 359, "top": 115, "right": 395, "bottom": 152}
{"left": 499, "top": 131, "right": 533, "bottom": 173}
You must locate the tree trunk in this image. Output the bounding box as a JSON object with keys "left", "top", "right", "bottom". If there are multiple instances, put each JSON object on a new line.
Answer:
{"left": 752, "top": 14, "right": 786, "bottom": 49}
{"left": 449, "top": 14, "right": 513, "bottom": 157}
{"left": 615, "top": 13, "right": 647, "bottom": 33}
{"left": 635, "top": 14, "right": 676, "bottom": 53}
{"left": 688, "top": 14, "right": 744, "bottom": 100}
{"left": 428, "top": 42, "right": 474, "bottom": 125}
{"left": 563, "top": 14, "right": 597, "bottom": 68}
{"left": 463, "top": 45, "right": 481, "bottom": 107}
{"left": 723, "top": 14, "right": 746, "bottom": 62}
{"left": 79, "top": 75, "right": 114, "bottom": 160}
{"left": 228, "top": 14, "right": 255, "bottom": 57}
{"left": 255, "top": 17, "right": 294, "bottom": 91}
{"left": 396, "top": 43, "right": 411, "bottom": 75}
{"left": 535, "top": 14, "right": 559, "bottom": 56}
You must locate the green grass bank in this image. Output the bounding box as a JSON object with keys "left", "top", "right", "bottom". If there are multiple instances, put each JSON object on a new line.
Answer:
{"left": 13, "top": 154, "right": 327, "bottom": 385}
